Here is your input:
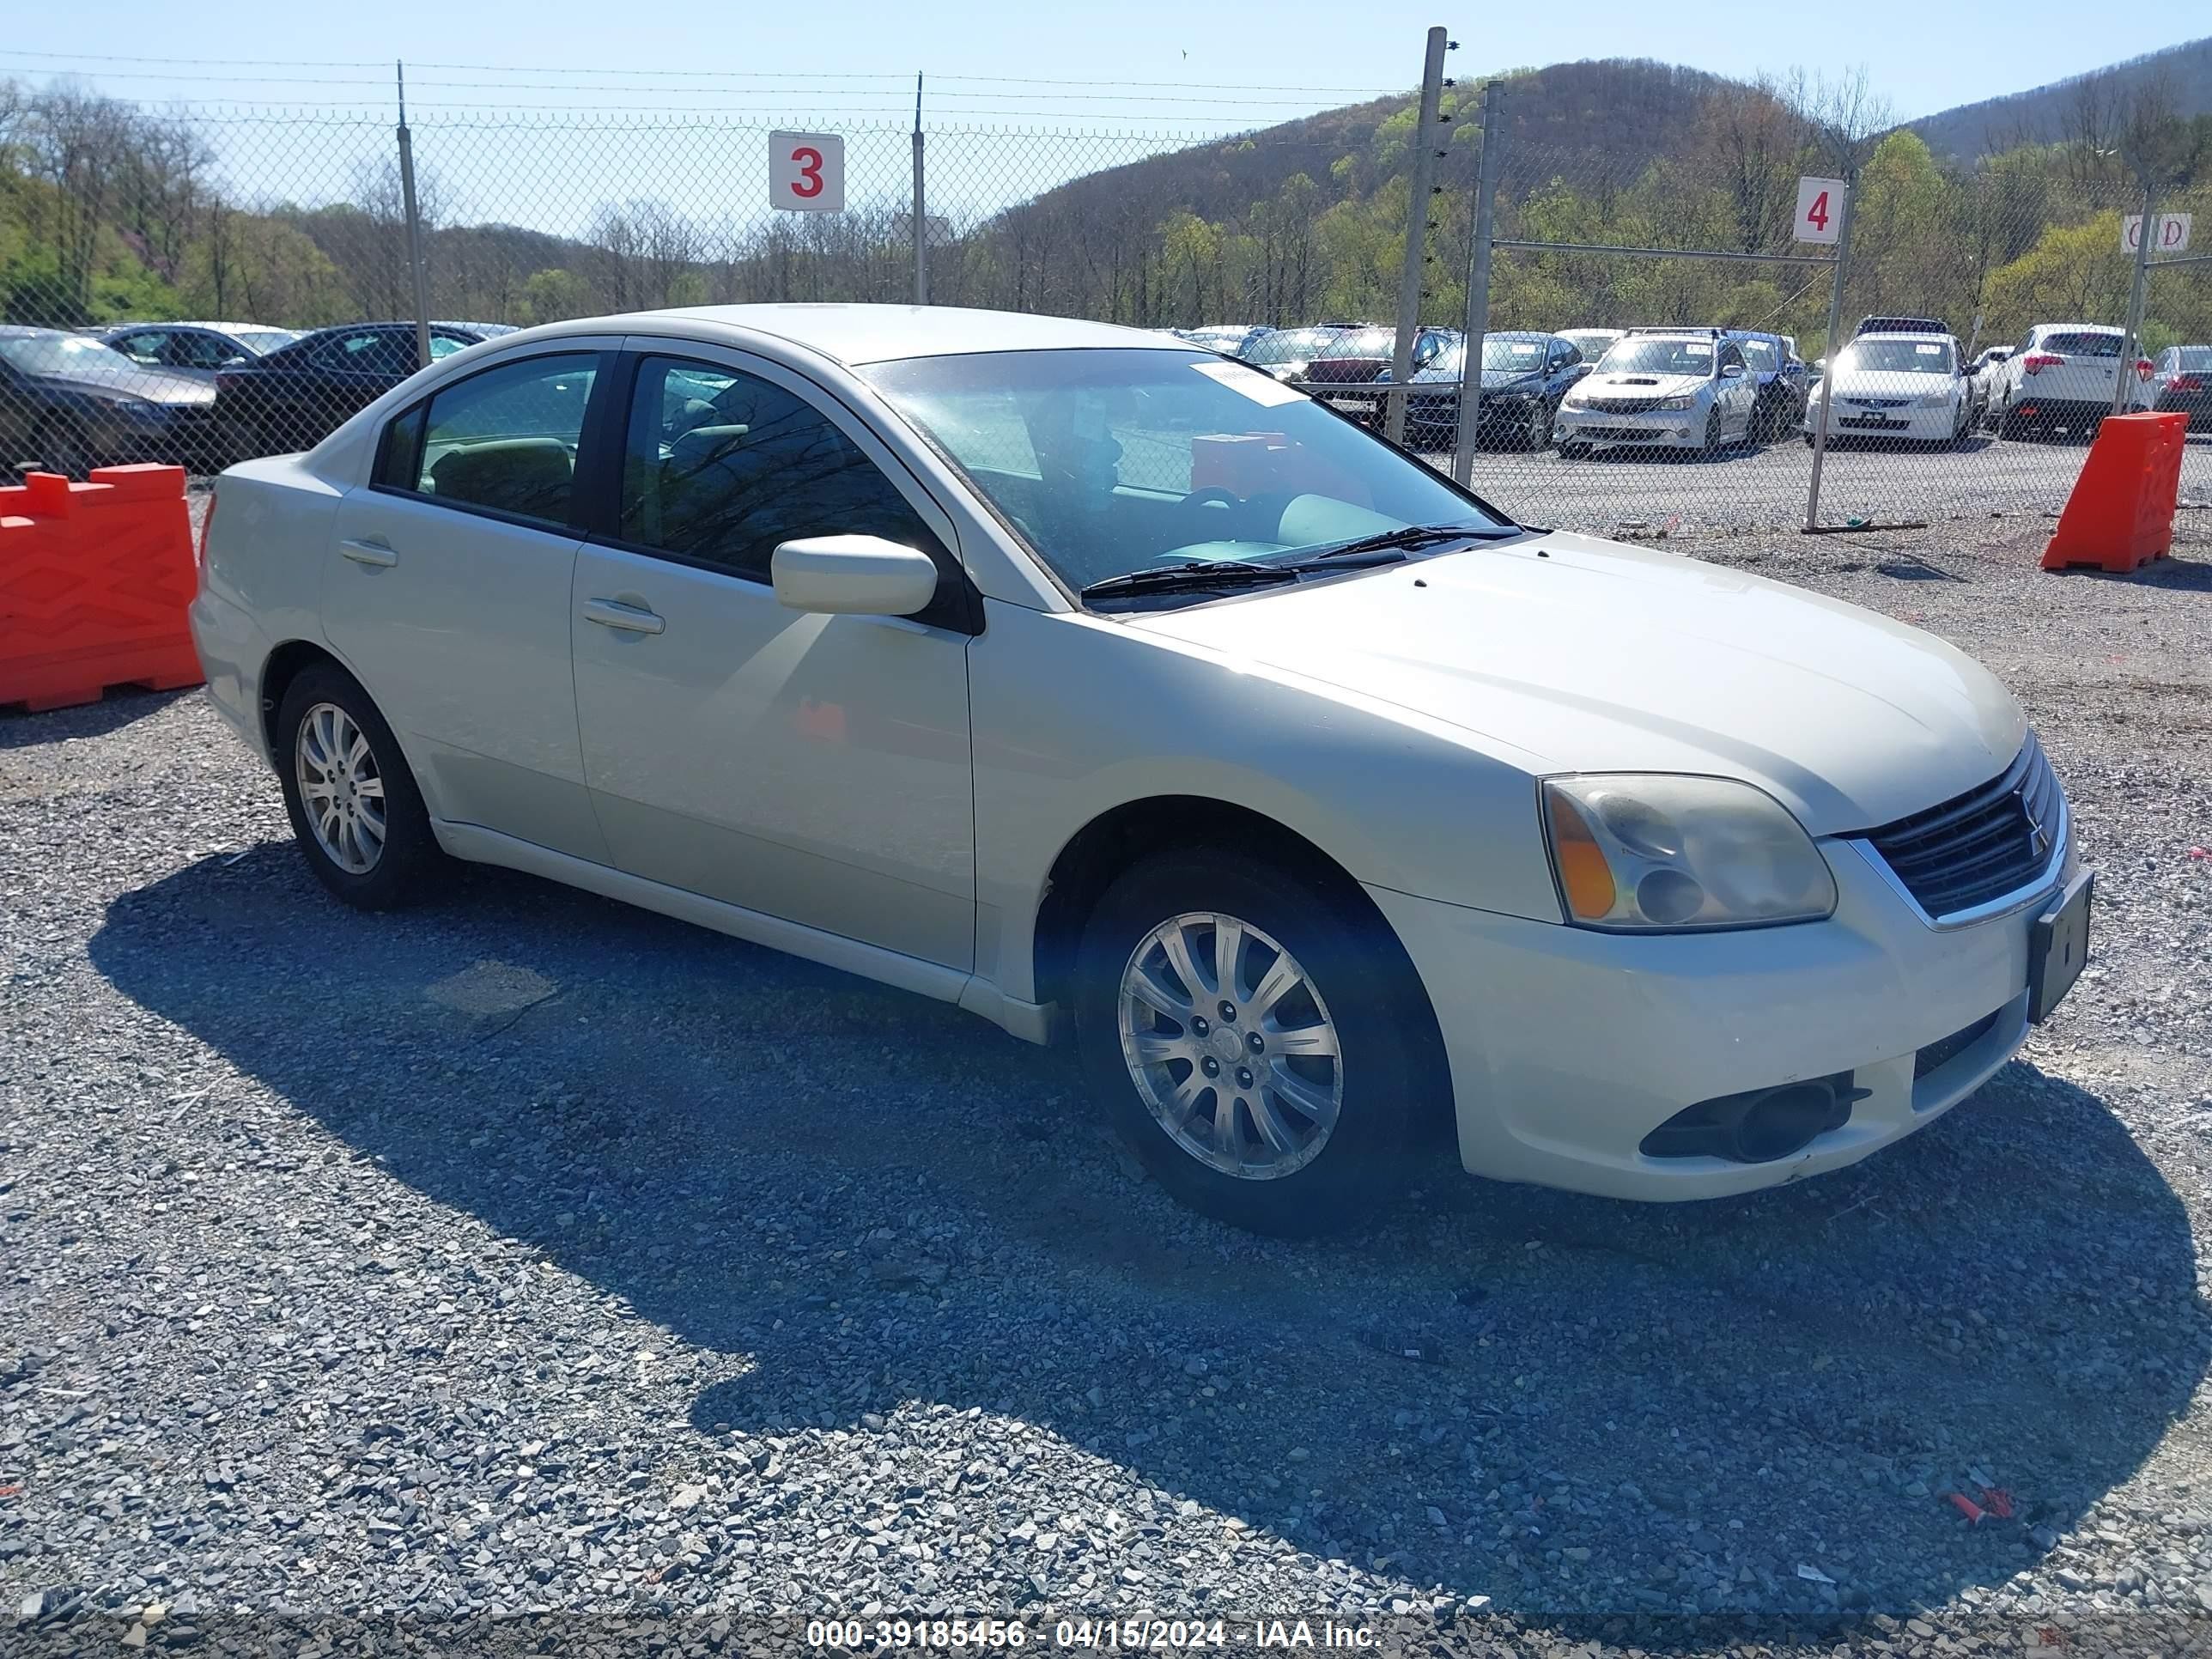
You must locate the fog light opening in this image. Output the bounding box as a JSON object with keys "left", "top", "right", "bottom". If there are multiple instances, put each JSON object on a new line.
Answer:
{"left": 1640, "top": 1072, "right": 1866, "bottom": 1164}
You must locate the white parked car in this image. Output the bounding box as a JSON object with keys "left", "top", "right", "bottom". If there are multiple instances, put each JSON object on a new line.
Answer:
{"left": 1554, "top": 327, "right": 1625, "bottom": 365}
{"left": 191, "top": 305, "right": 2091, "bottom": 1234}
{"left": 1805, "top": 332, "right": 1974, "bottom": 447}
{"left": 1990, "top": 323, "right": 2154, "bottom": 440}
{"left": 1553, "top": 330, "right": 1760, "bottom": 456}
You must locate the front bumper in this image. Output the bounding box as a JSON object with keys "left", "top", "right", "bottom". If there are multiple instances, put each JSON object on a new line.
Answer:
{"left": 1368, "top": 836, "right": 2065, "bottom": 1200}
{"left": 1553, "top": 404, "right": 1701, "bottom": 450}
{"left": 1807, "top": 402, "right": 1954, "bottom": 441}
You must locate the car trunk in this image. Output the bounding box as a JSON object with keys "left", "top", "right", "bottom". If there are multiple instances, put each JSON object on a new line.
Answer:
{"left": 2022, "top": 334, "right": 2130, "bottom": 405}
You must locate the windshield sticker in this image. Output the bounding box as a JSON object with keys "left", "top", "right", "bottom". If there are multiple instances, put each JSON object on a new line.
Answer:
{"left": 1683, "top": 342, "right": 1713, "bottom": 356}
{"left": 1190, "top": 359, "right": 1305, "bottom": 406}
{"left": 1916, "top": 343, "right": 1943, "bottom": 355}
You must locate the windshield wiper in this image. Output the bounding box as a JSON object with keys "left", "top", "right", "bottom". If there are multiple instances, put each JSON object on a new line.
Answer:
{"left": 1079, "top": 560, "right": 1305, "bottom": 601}
{"left": 1304, "top": 521, "right": 1522, "bottom": 562}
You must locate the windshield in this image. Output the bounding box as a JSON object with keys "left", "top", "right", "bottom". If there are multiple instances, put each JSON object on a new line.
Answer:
{"left": 2177, "top": 348, "right": 2212, "bottom": 371}
{"left": 231, "top": 328, "right": 296, "bottom": 355}
{"left": 1559, "top": 331, "right": 1618, "bottom": 354}
{"left": 1596, "top": 337, "right": 1716, "bottom": 376}
{"left": 1737, "top": 338, "right": 1779, "bottom": 372}
{"left": 0, "top": 334, "right": 124, "bottom": 375}
{"left": 860, "top": 348, "right": 1510, "bottom": 596}
{"left": 1481, "top": 338, "right": 1548, "bottom": 373}
{"left": 1838, "top": 337, "right": 1954, "bottom": 374}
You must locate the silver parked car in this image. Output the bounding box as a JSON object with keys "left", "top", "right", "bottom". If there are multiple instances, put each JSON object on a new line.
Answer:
{"left": 191, "top": 305, "right": 2087, "bottom": 1234}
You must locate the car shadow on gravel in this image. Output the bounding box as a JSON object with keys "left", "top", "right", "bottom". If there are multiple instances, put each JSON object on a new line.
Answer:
{"left": 92, "top": 845, "right": 2212, "bottom": 1623}
{"left": 0, "top": 686, "right": 195, "bottom": 749}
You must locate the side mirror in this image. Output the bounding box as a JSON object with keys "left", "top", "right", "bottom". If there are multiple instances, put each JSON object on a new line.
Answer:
{"left": 771, "top": 535, "right": 939, "bottom": 617}
{"left": 1721, "top": 363, "right": 1744, "bottom": 379}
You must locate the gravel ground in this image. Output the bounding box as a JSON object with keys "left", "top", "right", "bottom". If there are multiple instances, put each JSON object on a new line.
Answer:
{"left": 3, "top": 523, "right": 2211, "bottom": 1658}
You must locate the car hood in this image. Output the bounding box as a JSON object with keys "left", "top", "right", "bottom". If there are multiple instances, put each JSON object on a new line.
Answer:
{"left": 1128, "top": 531, "right": 2024, "bottom": 835}
{"left": 26, "top": 362, "right": 215, "bottom": 405}
{"left": 1572, "top": 371, "right": 1707, "bottom": 400}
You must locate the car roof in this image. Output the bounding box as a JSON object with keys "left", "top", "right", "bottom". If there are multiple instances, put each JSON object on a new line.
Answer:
{"left": 2033, "top": 322, "right": 2122, "bottom": 334}
{"left": 1854, "top": 331, "right": 1952, "bottom": 343}
{"left": 0, "top": 325, "right": 81, "bottom": 340}
{"left": 638, "top": 303, "right": 1182, "bottom": 367}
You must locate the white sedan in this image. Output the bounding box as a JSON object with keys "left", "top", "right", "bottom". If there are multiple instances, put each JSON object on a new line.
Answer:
{"left": 190, "top": 305, "right": 2091, "bottom": 1234}
{"left": 1806, "top": 332, "right": 1974, "bottom": 446}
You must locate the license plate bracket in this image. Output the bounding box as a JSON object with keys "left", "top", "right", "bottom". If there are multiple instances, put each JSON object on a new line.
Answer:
{"left": 2027, "top": 870, "right": 2094, "bottom": 1024}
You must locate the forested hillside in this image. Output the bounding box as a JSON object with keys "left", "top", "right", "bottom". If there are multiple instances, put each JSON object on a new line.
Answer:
{"left": 3, "top": 51, "right": 2209, "bottom": 362}
{"left": 1907, "top": 36, "right": 2212, "bottom": 161}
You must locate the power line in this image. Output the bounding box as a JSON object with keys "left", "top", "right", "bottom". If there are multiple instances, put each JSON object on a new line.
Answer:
{"left": 0, "top": 47, "right": 1398, "bottom": 97}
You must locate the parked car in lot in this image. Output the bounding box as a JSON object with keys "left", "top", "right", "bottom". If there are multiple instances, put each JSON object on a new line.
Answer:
{"left": 1240, "top": 325, "right": 1456, "bottom": 423}
{"left": 2149, "top": 345, "right": 2211, "bottom": 429}
{"left": 1555, "top": 327, "right": 1624, "bottom": 365}
{"left": 1989, "top": 324, "right": 2153, "bottom": 440}
{"left": 92, "top": 321, "right": 302, "bottom": 383}
{"left": 1806, "top": 332, "right": 1975, "bottom": 448}
{"left": 214, "top": 321, "right": 495, "bottom": 459}
{"left": 1967, "top": 345, "right": 2012, "bottom": 423}
{"left": 1553, "top": 328, "right": 1759, "bottom": 457}
{"left": 189, "top": 302, "right": 2090, "bottom": 1231}
{"left": 0, "top": 324, "right": 226, "bottom": 476}
{"left": 1729, "top": 329, "right": 1808, "bottom": 442}
{"left": 1856, "top": 314, "right": 1950, "bottom": 338}
{"left": 1176, "top": 324, "right": 1267, "bottom": 357}
{"left": 1391, "top": 330, "right": 1589, "bottom": 452}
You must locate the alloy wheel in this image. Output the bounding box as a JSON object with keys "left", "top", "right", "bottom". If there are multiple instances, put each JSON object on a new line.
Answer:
{"left": 1116, "top": 911, "right": 1344, "bottom": 1180}
{"left": 295, "top": 701, "right": 387, "bottom": 875}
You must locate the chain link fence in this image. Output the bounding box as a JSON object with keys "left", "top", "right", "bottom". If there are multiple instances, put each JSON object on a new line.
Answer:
{"left": 0, "top": 60, "right": 2206, "bottom": 544}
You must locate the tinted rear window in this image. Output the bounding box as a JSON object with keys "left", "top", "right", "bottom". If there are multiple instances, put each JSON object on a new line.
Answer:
{"left": 2174, "top": 348, "right": 2211, "bottom": 371}
{"left": 2045, "top": 331, "right": 2122, "bottom": 357}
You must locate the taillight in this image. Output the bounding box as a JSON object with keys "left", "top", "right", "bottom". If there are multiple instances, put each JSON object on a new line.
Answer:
{"left": 2173, "top": 374, "right": 2205, "bottom": 392}
{"left": 197, "top": 490, "right": 216, "bottom": 571}
{"left": 2136, "top": 358, "right": 2154, "bottom": 381}
{"left": 2021, "top": 352, "right": 2063, "bottom": 374}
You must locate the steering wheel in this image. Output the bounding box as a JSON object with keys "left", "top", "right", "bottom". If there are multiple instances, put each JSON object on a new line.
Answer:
{"left": 1162, "top": 486, "right": 1243, "bottom": 552}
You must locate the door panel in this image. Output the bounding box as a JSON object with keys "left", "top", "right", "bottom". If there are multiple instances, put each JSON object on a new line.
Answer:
{"left": 570, "top": 343, "right": 976, "bottom": 971}
{"left": 319, "top": 343, "right": 620, "bottom": 861}
{"left": 572, "top": 545, "right": 975, "bottom": 968}
{"left": 323, "top": 489, "right": 606, "bottom": 860}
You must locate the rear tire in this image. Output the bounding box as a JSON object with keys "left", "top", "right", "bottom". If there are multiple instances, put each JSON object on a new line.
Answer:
{"left": 1073, "top": 849, "right": 1431, "bottom": 1236}
{"left": 33, "top": 418, "right": 95, "bottom": 480}
{"left": 276, "top": 663, "right": 441, "bottom": 910}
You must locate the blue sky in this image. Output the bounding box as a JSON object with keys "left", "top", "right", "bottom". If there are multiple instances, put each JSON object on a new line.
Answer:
{"left": 1, "top": 0, "right": 2203, "bottom": 125}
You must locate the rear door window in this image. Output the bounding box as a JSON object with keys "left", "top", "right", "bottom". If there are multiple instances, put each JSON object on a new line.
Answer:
{"left": 381, "top": 351, "right": 601, "bottom": 527}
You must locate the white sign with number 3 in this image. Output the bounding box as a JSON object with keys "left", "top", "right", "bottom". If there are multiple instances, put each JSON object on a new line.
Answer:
{"left": 770, "top": 132, "right": 845, "bottom": 213}
{"left": 1795, "top": 176, "right": 1845, "bottom": 245}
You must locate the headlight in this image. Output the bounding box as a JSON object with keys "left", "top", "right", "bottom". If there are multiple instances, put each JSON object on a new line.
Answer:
{"left": 1540, "top": 775, "right": 1838, "bottom": 931}
{"left": 1653, "top": 394, "right": 1695, "bottom": 411}
{"left": 1561, "top": 390, "right": 1589, "bottom": 409}
{"left": 1916, "top": 390, "right": 1951, "bottom": 407}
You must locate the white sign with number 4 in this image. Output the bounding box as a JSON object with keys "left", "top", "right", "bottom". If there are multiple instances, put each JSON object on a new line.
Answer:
{"left": 770, "top": 132, "right": 845, "bottom": 213}
{"left": 1795, "top": 177, "right": 1845, "bottom": 245}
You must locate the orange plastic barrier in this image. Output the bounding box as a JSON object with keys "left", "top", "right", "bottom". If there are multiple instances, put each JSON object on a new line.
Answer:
{"left": 2042, "top": 410, "right": 2187, "bottom": 574}
{"left": 0, "top": 465, "right": 203, "bottom": 714}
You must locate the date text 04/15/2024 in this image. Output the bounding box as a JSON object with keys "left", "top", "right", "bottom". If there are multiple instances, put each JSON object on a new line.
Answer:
{"left": 804, "top": 1619, "right": 1379, "bottom": 1650}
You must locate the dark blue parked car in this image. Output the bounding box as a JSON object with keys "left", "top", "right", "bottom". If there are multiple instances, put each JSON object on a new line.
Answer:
{"left": 1386, "top": 330, "right": 1592, "bottom": 453}
{"left": 1726, "top": 330, "right": 1808, "bottom": 444}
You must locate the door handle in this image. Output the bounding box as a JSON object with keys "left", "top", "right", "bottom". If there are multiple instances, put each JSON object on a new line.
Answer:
{"left": 582, "top": 599, "right": 665, "bottom": 636}
{"left": 340, "top": 538, "right": 397, "bottom": 568}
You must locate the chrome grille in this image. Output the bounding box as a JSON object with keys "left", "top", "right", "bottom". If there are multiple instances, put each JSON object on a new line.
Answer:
{"left": 1862, "top": 736, "right": 2063, "bottom": 920}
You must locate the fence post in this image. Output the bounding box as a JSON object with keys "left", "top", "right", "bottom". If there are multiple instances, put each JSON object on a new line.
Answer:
{"left": 911, "top": 73, "right": 929, "bottom": 307}
{"left": 395, "top": 62, "right": 434, "bottom": 371}
{"left": 1385, "top": 26, "right": 1450, "bottom": 446}
{"left": 2114, "top": 182, "right": 2155, "bottom": 415}
{"left": 1451, "top": 79, "right": 1505, "bottom": 488}
{"left": 1802, "top": 169, "right": 1858, "bottom": 533}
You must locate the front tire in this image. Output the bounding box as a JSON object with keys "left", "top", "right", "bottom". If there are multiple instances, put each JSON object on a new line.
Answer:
{"left": 276, "top": 663, "right": 441, "bottom": 909}
{"left": 1073, "top": 850, "right": 1430, "bottom": 1236}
